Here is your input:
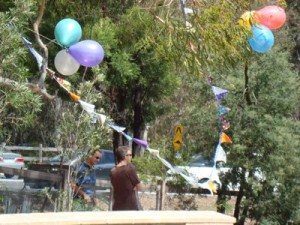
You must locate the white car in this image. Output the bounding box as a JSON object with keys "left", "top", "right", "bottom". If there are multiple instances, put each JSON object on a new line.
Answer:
{"left": 167, "top": 153, "right": 230, "bottom": 193}
{"left": 0, "top": 152, "right": 25, "bottom": 178}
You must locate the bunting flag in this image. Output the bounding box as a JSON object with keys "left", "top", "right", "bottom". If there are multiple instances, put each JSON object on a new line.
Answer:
{"left": 179, "top": 0, "right": 187, "bottom": 24}
{"left": 214, "top": 144, "right": 227, "bottom": 163}
{"left": 188, "top": 42, "right": 196, "bottom": 52}
{"left": 212, "top": 86, "right": 229, "bottom": 102}
{"left": 79, "top": 100, "right": 95, "bottom": 115}
{"left": 55, "top": 77, "right": 71, "bottom": 91}
{"left": 156, "top": 154, "right": 174, "bottom": 170}
{"left": 208, "top": 181, "right": 218, "bottom": 193}
{"left": 155, "top": 154, "right": 215, "bottom": 195}
{"left": 105, "top": 121, "right": 126, "bottom": 133}
{"left": 94, "top": 112, "right": 106, "bottom": 126}
{"left": 184, "top": 7, "right": 193, "bottom": 14}
{"left": 133, "top": 138, "right": 148, "bottom": 149}
{"left": 121, "top": 132, "right": 133, "bottom": 142}
{"left": 218, "top": 105, "right": 230, "bottom": 115}
{"left": 146, "top": 147, "right": 159, "bottom": 156}
{"left": 69, "top": 92, "right": 80, "bottom": 102}
{"left": 22, "top": 37, "right": 43, "bottom": 68}
{"left": 221, "top": 117, "right": 230, "bottom": 130}
{"left": 220, "top": 132, "right": 233, "bottom": 144}
{"left": 22, "top": 36, "right": 229, "bottom": 196}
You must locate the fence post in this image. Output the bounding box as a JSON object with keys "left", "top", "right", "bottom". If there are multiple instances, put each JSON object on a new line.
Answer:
{"left": 39, "top": 144, "right": 43, "bottom": 163}
{"left": 156, "top": 180, "right": 161, "bottom": 210}
{"left": 160, "top": 179, "right": 166, "bottom": 210}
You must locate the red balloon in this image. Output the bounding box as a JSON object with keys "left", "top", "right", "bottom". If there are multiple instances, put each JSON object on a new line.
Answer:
{"left": 257, "top": 5, "right": 286, "bottom": 30}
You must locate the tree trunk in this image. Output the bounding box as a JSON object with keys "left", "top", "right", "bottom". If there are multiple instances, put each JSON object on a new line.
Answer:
{"left": 133, "top": 84, "right": 144, "bottom": 157}
{"left": 111, "top": 86, "right": 128, "bottom": 161}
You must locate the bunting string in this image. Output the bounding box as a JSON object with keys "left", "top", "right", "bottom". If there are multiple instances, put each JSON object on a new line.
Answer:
{"left": 22, "top": 35, "right": 233, "bottom": 195}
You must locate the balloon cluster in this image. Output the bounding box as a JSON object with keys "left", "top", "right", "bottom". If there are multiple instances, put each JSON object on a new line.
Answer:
{"left": 54, "top": 18, "right": 105, "bottom": 75}
{"left": 239, "top": 5, "right": 286, "bottom": 53}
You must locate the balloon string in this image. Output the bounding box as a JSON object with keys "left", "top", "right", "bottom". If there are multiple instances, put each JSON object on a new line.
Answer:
{"left": 24, "top": 26, "right": 61, "bottom": 47}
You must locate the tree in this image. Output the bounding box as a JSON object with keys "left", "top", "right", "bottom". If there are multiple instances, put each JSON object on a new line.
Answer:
{"left": 0, "top": 0, "right": 43, "bottom": 144}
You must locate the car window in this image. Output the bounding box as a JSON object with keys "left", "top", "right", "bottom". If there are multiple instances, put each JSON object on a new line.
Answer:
{"left": 188, "top": 154, "right": 214, "bottom": 167}
{"left": 99, "top": 150, "right": 115, "bottom": 164}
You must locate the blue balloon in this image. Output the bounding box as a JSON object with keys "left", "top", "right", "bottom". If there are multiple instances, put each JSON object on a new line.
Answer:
{"left": 54, "top": 18, "right": 82, "bottom": 47}
{"left": 248, "top": 25, "right": 274, "bottom": 53}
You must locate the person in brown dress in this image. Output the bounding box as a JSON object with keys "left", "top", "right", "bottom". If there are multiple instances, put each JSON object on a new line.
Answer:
{"left": 110, "top": 146, "right": 143, "bottom": 210}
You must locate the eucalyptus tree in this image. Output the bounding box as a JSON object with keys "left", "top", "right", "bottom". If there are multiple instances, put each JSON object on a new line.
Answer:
{"left": 143, "top": 0, "right": 300, "bottom": 224}
{"left": 0, "top": 0, "right": 43, "bottom": 144}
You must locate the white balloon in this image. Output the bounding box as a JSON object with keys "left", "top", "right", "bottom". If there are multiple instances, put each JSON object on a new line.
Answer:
{"left": 54, "top": 49, "right": 80, "bottom": 75}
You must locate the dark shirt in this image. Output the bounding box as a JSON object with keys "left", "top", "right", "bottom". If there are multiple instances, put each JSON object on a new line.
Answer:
{"left": 75, "top": 163, "right": 96, "bottom": 199}
{"left": 110, "top": 164, "right": 140, "bottom": 210}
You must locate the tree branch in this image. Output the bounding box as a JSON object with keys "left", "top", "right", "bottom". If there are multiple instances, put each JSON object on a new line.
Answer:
{"left": 0, "top": 76, "right": 55, "bottom": 100}
{"left": 244, "top": 61, "right": 252, "bottom": 105}
{"left": 33, "top": 0, "right": 48, "bottom": 89}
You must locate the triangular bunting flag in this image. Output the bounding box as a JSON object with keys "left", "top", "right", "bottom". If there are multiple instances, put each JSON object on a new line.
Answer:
{"left": 218, "top": 105, "right": 230, "bottom": 115}
{"left": 214, "top": 144, "right": 227, "bottom": 163}
{"left": 155, "top": 154, "right": 215, "bottom": 195}
{"left": 184, "top": 7, "right": 193, "bottom": 14}
{"left": 79, "top": 100, "right": 95, "bottom": 115}
{"left": 212, "top": 86, "right": 229, "bottom": 101}
{"left": 22, "top": 37, "right": 43, "bottom": 68}
{"left": 220, "top": 132, "right": 232, "bottom": 144}
{"left": 133, "top": 138, "right": 148, "bottom": 149}
{"left": 69, "top": 92, "right": 80, "bottom": 102}
{"left": 94, "top": 113, "right": 106, "bottom": 126}
{"left": 146, "top": 148, "right": 159, "bottom": 156}
{"left": 208, "top": 181, "right": 218, "bottom": 193}
{"left": 122, "top": 132, "right": 133, "bottom": 142}
{"left": 105, "top": 121, "right": 126, "bottom": 133}
{"left": 221, "top": 118, "right": 230, "bottom": 131}
{"left": 156, "top": 155, "right": 174, "bottom": 171}
{"left": 56, "top": 77, "right": 71, "bottom": 91}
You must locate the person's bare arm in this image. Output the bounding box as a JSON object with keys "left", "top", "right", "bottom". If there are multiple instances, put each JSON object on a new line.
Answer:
{"left": 134, "top": 182, "right": 144, "bottom": 191}
{"left": 72, "top": 183, "right": 91, "bottom": 203}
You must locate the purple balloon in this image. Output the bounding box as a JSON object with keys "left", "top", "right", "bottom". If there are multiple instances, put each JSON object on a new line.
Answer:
{"left": 68, "top": 40, "right": 104, "bottom": 67}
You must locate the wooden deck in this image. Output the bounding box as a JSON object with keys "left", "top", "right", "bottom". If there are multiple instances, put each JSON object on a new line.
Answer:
{"left": 0, "top": 210, "right": 236, "bottom": 225}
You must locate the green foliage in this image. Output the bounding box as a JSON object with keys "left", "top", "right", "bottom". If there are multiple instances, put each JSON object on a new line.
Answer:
{"left": 0, "top": 0, "right": 43, "bottom": 143}
{"left": 219, "top": 41, "right": 300, "bottom": 223}
{"left": 50, "top": 82, "right": 112, "bottom": 157}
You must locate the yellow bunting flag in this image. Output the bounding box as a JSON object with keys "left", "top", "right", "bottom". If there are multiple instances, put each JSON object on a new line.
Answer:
{"left": 69, "top": 92, "right": 80, "bottom": 102}
{"left": 238, "top": 11, "right": 258, "bottom": 30}
{"left": 221, "top": 132, "right": 232, "bottom": 144}
{"left": 208, "top": 181, "right": 218, "bottom": 193}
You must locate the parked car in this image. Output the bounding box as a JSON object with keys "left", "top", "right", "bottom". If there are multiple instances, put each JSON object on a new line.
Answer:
{"left": 0, "top": 152, "right": 25, "bottom": 178}
{"left": 48, "top": 149, "right": 115, "bottom": 180}
{"left": 166, "top": 153, "right": 230, "bottom": 193}
{"left": 24, "top": 149, "right": 115, "bottom": 189}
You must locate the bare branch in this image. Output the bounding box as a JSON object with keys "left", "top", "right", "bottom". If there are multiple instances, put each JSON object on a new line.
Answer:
{"left": 33, "top": 0, "right": 48, "bottom": 89}
{"left": 0, "top": 76, "right": 55, "bottom": 100}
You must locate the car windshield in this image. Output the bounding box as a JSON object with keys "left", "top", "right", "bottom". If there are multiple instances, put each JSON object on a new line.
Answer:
{"left": 188, "top": 154, "right": 214, "bottom": 167}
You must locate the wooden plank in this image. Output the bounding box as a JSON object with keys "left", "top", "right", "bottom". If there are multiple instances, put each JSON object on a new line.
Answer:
{"left": 0, "top": 210, "right": 236, "bottom": 225}
{"left": 0, "top": 166, "right": 63, "bottom": 182}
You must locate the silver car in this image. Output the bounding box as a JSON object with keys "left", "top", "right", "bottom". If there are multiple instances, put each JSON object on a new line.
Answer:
{"left": 0, "top": 152, "right": 25, "bottom": 178}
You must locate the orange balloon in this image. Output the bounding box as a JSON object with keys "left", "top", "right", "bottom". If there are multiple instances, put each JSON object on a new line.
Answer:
{"left": 257, "top": 5, "right": 286, "bottom": 30}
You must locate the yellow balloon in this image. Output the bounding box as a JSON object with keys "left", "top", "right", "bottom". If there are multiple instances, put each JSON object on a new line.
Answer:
{"left": 238, "top": 11, "right": 258, "bottom": 30}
